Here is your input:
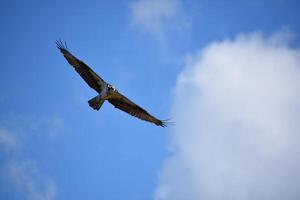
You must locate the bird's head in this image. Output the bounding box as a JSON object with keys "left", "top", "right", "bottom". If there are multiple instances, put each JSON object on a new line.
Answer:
{"left": 107, "top": 84, "right": 117, "bottom": 93}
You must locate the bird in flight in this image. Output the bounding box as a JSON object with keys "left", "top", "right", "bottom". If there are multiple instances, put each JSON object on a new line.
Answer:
{"left": 56, "top": 40, "right": 169, "bottom": 127}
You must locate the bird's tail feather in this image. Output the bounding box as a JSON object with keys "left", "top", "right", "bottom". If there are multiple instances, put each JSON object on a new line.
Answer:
{"left": 88, "top": 96, "right": 105, "bottom": 110}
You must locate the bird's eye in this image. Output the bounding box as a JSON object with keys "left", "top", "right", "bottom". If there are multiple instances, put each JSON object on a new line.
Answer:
{"left": 108, "top": 86, "right": 114, "bottom": 91}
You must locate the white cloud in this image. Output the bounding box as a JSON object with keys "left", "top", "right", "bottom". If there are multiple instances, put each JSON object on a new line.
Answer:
{"left": 0, "top": 128, "right": 18, "bottom": 152}
{"left": 27, "top": 115, "right": 64, "bottom": 139}
{"left": 130, "top": 0, "right": 185, "bottom": 41}
{"left": 4, "top": 160, "right": 56, "bottom": 200}
{"left": 155, "top": 31, "right": 300, "bottom": 200}
{"left": 0, "top": 116, "right": 60, "bottom": 200}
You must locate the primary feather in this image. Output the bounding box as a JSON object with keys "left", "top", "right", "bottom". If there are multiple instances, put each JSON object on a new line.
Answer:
{"left": 56, "top": 40, "right": 106, "bottom": 93}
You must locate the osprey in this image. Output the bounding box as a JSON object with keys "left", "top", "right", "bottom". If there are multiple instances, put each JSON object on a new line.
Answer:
{"left": 56, "top": 40, "right": 168, "bottom": 127}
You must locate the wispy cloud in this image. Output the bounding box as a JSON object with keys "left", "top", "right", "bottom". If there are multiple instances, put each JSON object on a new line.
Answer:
{"left": 0, "top": 115, "right": 61, "bottom": 200}
{"left": 0, "top": 128, "right": 18, "bottom": 152}
{"left": 4, "top": 160, "right": 56, "bottom": 200}
{"left": 27, "top": 115, "right": 64, "bottom": 139}
{"left": 155, "top": 31, "right": 300, "bottom": 200}
{"left": 130, "top": 0, "right": 186, "bottom": 43}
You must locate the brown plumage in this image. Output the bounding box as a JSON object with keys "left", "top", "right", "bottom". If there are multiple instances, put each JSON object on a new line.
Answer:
{"left": 56, "top": 40, "right": 105, "bottom": 93}
{"left": 56, "top": 40, "right": 169, "bottom": 127}
{"left": 108, "top": 91, "right": 168, "bottom": 127}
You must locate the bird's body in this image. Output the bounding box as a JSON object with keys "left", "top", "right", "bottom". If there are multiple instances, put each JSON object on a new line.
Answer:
{"left": 56, "top": 40, "right": 168, "bottom": 127}
{"left": 88, "top": 84, "right": 117, "bottom": 110}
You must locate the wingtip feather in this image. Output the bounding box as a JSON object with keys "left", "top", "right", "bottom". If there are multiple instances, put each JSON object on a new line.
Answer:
{"left": 56, "top": 39, "right": 68, "bottom": 51}
{"left": 159, "top": 119, "right": 174, "bottom": 127}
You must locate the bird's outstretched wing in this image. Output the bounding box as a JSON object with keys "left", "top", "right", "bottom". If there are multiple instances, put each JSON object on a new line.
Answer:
{"left": 56, "top": 40, "right": 106, "bottom": 93}
{"left": 108, "top": 91, "right": 168, "bottom": 127}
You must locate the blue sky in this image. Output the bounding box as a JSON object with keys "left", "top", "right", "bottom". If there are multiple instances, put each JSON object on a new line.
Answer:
{"left": 1, "top": 0, "right": 300, "bottom": 200}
